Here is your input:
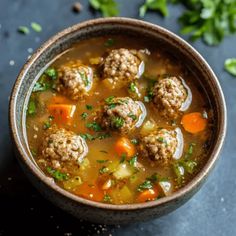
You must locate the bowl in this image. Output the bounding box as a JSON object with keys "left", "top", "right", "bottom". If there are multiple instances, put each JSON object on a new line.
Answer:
{"left": 9, "top": 17, "right": 227, "bottom": 224}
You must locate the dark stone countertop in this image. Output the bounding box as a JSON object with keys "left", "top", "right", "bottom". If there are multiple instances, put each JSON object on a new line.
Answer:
{"left": 0, "top": 0, "right": 235, "bottom": 235}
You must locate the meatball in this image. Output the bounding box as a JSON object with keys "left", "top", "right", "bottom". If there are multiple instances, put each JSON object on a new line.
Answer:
{"left": 103, "top": 48, "right": 144, "bottom": 88}
{"left": 41, "top": 128, "right": 88, "bottom": 168}
{"left": 153, "top": 76, "right": 190, "bottom": 118}
{"left": 98, "top": 97, "right": 146, "bottom": 133}
{"left": 56, "top": 60, "right": 93, "bottom": 100}
{"left": 139, "top": 128, "right": 183, "bottom": 162}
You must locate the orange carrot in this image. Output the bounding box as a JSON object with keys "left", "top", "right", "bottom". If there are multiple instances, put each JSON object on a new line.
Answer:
{"left": 48, "top": 104, "right": 76, "bottom": 125}
{"left": 136, "top": 187, "right": 159, "bottom": 203}
{"left": 115, "top": 137, "right": 136, "bottom": 158}
{"left": 74, "top": 182, "right": 104, "bottom": 202}
{"left": 181, "top": 112, "right": 207, "bottom": 134}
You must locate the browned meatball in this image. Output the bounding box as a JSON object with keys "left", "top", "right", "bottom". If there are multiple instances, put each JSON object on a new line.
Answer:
{"left": 41, "top": 128, "right": 88, "bottom": 169}
{"left": 98, "top": 97, "right": 146, "bottom": 133}
{"left": 139, "top": 128, "right": 183, "bottom": 162}
{"left": 103, "top": 48, "right": 145, "bottom": 88}
{"left": 153, "top": 76, "right": 190, "bottom": 118}
{"left": 56, "top": 60, "right": 93, "bottom": 100}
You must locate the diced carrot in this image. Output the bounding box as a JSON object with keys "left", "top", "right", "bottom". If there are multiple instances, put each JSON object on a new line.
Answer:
{"left": 181, "top": 112, "right": 207, "bottom": 134}
{"left": 115, "top": 137, "right": 136, "bottom": 158}
{"left": 74, "top": 182, "right": 104, "bottom": 202}
{"left": 48, "top": 104, "right": 76, "bottom": 125}
{"left": 136, "top": 187, "right": 159, "bottom": 203}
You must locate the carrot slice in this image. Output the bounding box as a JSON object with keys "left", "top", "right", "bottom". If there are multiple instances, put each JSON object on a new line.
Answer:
{"left": 136, "top": 187, "right": 159, "bottom": 203}
{"left": 48, "top": 104, "right": 76, "bottom": 125}
{"left": 74, "top": 182, "right": 104, "bottom": 202}
{"left": 115, "top": 137, "right": 136, "bottom": 158}
{"left": 181, "top": 112, "right": 207, "bottom": 134}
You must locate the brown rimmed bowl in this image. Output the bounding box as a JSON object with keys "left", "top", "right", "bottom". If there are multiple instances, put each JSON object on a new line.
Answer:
{"left": 9, "top": 17, "right": 227, "bottom": 224}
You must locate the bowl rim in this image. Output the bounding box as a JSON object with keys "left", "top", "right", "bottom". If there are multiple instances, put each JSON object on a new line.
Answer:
{"left": 9, "top": 17, "right": 227, "bottom": 211}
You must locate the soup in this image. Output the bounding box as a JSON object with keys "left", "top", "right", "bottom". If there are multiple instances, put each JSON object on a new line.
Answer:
{"left": 26, "top": 35, "right": 214, "bottom": 205}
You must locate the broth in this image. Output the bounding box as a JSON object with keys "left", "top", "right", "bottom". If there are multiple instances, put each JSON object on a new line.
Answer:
{"left": 26, "top": 35, "right": 214, "bottom": 204}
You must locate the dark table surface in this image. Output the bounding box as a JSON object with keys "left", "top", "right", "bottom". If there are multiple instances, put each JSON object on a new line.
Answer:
{"left": 0, "top": 0, "right": 236, "bottom": 235}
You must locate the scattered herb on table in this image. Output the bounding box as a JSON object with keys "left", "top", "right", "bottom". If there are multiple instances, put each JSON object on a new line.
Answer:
{"left": 224, "top": 58, "right": 236, "bottom": 76}
{"left": 31, "top": 22, "right": 42, "bottom": 32}
{"left": 140, "top": 0, "right": 168, "bottom": 18}
{"left": 89, "top": 0, "right": 119, "bottom": 17}
{"left": 18, "top": 26, "right": 30, "bottom": 34}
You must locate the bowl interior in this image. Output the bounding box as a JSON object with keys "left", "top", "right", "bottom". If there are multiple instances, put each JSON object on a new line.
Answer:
{"left": 10, "top": 18, "right": 226, "bottom": 210}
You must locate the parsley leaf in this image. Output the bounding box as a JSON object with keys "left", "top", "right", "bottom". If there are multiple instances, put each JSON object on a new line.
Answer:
{"left": 225, "top": 58, "right": 236, "bottom": 76}
{"left": 111, "top": 116, "right": 124, "bottom": 128}
{"left": 89, "top": 0, "right": 119, "bottom": 17}
{"left": 86, "top": 122, "right": 102, "bottom": 132}
{"left": 27, "top": 99, "right": 36, "bottom": 115}
{"left": 140, "top": 0, "right": 169, "bottom": 18}
{"left": 81, "top": 112, "right": 88, "bottom": 120}
{"left": 86, "top": 104, "right": 93, "bottom": 110}
{"left": 137, "top": 180, "right": 153, "bottom": 192}
{"left": 31, "top": 22, "right": 42, "bottom": 32}
{"left": 46, "top": 167, "right": 68, "bottom": 181}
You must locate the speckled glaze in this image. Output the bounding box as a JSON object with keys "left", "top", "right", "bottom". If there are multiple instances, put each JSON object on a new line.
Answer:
{"left": 9, "top": 18, "right": 227, "bottom": 224}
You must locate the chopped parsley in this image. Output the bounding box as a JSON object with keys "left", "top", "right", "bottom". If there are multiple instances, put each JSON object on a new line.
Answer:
{"left": 80, "top": 133, "right": 111, "bottom": 141}
{"left": 46, "top": 167, "right": 68, "bottom": 181}
{"left": 129, "top": 155, "right": 138, "bottom": 167}
{"left": 18, "top": 26, "right": 30, "bottom": 34}
{"left": 181, "top": 159, "right": 197, "bottom": 174}
{"left": 104, "top": 38, "right": 115, "bottom": 47}
{"left": 79, "top": 71, "right": 89, "bottom": 86}
{"left": 31, "top": 22, "right": 42, "bottom": 32}
{"left": 86, "top": 122, "right": 102, "bottom": 132}
{"left": 44, "top": 68, "right": 57, "bottom": 80}
{"left": 80, "top": 133, "right": 95, "bottom": 141}
{"left": 129, "top": 82, "right": 136, "bottom": 92}
{"left": 105, "top": 96, "right": 115, "bottom": 104}
{"left": 173, "top": 162, "right": 185, "bottom": 185}
{"left": 137, "top": 180, "right": 153, "bottom": 192}
{"left": 81, "top": 112, "right": 88, "bottom": 120}
{"left": 103, "top": 194, "right": 112, "bottom": 203}
{"left": 146, "top": 173, "right": 158, "bottom": 183}
{"left": 43, "top": 116, "right": 54, "bottom": 130}
{"left": 225, "top": 58, "right": 236, "bottom": 77}
{"left": 97, "top": 159, "right": 109, "bottom": 163}
{"left": 99, "top": 166, "right": 109, "bottom": 174}
{"left": 128, "top": 113, "right": 137, "bottom": 120}
{"left": 120, "top": 153, "right": 126, "bottom": 163}
{"left": 86, "top": 104, "right": 93, "bottom": 110}
{"left": 27, "top": 99, "right": 36, "bottom": 115}
{"left": 89, "top": 0, "right": 119, "bottom": 17}
{"left": 131, "top": 138, "right": 139, "bottom": 145}
{"left": 111, "top": 116, "right": 124, "bottom": 128}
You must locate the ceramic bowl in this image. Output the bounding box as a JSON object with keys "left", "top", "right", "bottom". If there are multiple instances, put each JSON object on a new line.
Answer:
{"left": 9, "top": 18, "right": 227, "bottom": 224}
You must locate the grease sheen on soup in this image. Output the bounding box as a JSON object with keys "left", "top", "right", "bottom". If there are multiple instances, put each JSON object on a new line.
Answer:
{"left": 26, "top": 36, "right": 214, "bottom": 204}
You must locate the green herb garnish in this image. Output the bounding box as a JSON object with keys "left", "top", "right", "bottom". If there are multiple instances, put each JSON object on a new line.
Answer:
{"left": 43, "top": 116, "right": 54, "bottom": 130}
{"left": 46, "top": 167, "right": 68, "bottom": 181}
{"left": 79, "top": 71, "right": 89, "bottom": 86}
{"left": 131, "top": 138, "right": 139, "bottom": 145}
{"left": 103, "top": 194, "right": 112, "bottom": 203}
{"left": 80, "top": 133, "right": 95, "bottom": 141}
{"left": 173, "top": 162, "right": 184, "bottom": 185}
{"left": 140, "top": 0, "right": 168, "bottom": 18}
{"left": 18, "top": 26, "right": 30, "bottom": 34}
{"left": 120, "top": 153, "right": 126, "bottom": 163}
{"left": 96, "top": 133, "right": 111, "bottom": 140}
{"left": 111, "top": 116, "right": 124, "bottom": 128}
{"left": 181, "top": 159, "right": 197, "bottom": 174}
{"left": 129, "top": 155, "right": 138, "bottom": 167}
{"left": 146, "top": 173, "right": 158, "bottom": 182}
{"left": 44, "top": 68, "right": 57, "bottom": 80}
{"left": 27, "top": 100, "right": 36, "bottom": 115}
{"left": 137, "top": 180, "right": 153, "bottom": 192}
{"left": 104, "top": 38, "right": 115, "bottom": 47}
{"left": 99, "top": 166, "right": 109, "bottom": 174}
{"left": 86, "top": 104, "right": 93, "bottom": 110}
{"left": 105, "top": 96, "right": 115, "bottom": 104}
{"left": 89, "top": 0, "right": 119, "bottom": 17}
{"left": 86, "top": 122, "right": 102, "bottom": 132}
{"left": 31, "top": 22, "right": 42, "bottom": 32}
{"left": 225, "top": 58, "right": 236, "bottom": 76}
{"left": 128, "top": 113, "right": 137, "bottom": 120}
{"left": 97, "top": 159, "right": 109, "bottom": 163}
{"left": 81, "top": 112, "right": 88, "bottom": 120}
{"left": 129, "top": 82, "right": 136, "bottom": 92}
